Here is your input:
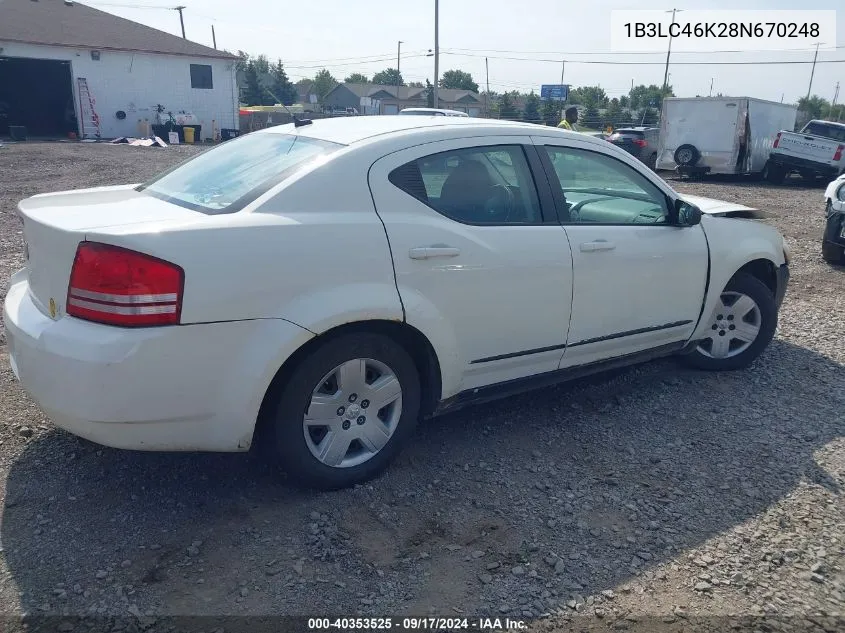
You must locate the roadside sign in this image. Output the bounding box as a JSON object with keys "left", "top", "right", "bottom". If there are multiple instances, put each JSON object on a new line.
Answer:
{"left": 541, "top": 84, "right": 569, "bottom": 101}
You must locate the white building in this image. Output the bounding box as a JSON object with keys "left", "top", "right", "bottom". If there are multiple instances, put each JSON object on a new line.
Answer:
{"left": 0, "top": 0, "right": 239, "bottom": 140}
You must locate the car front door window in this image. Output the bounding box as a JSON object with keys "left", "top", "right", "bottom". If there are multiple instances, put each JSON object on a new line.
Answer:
{"left": 545, "top": 147, "right": 670, "bottom": 224}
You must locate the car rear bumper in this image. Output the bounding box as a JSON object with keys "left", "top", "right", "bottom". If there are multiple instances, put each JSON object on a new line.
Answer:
{"left": 768, "top": 152, "right": 839, "bottom": 177}
{"left": 3, "top": 273, "right": 312, "bottom": 452}
{"left": 775, "top": 263, "right": 790, "bottom": 309}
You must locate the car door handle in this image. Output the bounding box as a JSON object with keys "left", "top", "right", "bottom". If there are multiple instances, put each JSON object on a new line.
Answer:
{"left": 409, "top": 246, "right": 461, "bottom": 260}
{"left": 579, "top": 240, "right": 616, "bottom": 252}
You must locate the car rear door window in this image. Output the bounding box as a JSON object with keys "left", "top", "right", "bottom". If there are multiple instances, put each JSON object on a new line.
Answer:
{"left": 388, "top": 145, "right": 542, "bottom": 225}
{"left": 543, "top": 146, "right": 669, "bottom": 225}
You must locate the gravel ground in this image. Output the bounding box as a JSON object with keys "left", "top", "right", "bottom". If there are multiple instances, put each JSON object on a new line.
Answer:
{"left": 0, "top": 143, "right": 843, "bottom": 633}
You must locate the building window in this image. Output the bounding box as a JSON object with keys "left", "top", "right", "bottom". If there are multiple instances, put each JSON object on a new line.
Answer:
{"left": 190, "top": 64, "right": 213, "bottom": 89}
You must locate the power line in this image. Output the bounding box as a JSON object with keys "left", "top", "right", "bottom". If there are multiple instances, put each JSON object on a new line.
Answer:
{"left": 80, "top": 1, "right": 177, "bottom": 9}
{"left": 442, "top": 51, "right": 845, "bottom": 65}
{"left": 442, "top": 44, "right": 845, "bottom": 56}
{"left": 285, "top": 53, "right": 432, "bottom": 70}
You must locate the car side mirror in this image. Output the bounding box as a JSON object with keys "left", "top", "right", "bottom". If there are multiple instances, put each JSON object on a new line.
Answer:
{"left": 674, "top": 199, "right": 702, "bottom": 226}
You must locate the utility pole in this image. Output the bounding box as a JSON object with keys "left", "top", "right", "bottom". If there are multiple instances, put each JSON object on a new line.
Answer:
{"left": 661, "top": 9, "right": 679, "bottom": 97}
{"left": 559, "top": 59, "right": 565, "bottom": 120}
{"left": 709, "top": 78, "right": 713, "bottom": 97}
{"left": 211, "top": 24, "right": 217, "bottom": 49}
{"left": 396, "top": 41, "right": 403, "bottom": 89}
{"left": 485, "top": 57, "right": 490, "bottom": 117}
{"left": 433, "top": 0, "right": 439, "bottom": 108}
{"left": 831, "top": 81, "right": 840, "bottom": 119}
{"left": 174, "top": 6, "right": 186, "bottom": 39}
{"left": 805, "top": 42, "right": 823, "bottom": 101}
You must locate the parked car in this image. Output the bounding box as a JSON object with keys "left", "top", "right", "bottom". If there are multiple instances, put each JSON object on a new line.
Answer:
{"left": 579, "top": 130, "right": 610, "bottom": 141}
{"left": 607, "top": 127, "right": 659, "bottom": 169}
{"left": 822, "top": 173, "right": 845, "bottom": 264}
{"left": 4, "top": 117, "right": 790, "bottom": 490}
{"left": 765, "top": 120, "right": 845, "bottom": 184}
{"left": 398, "top": 108, "right": 469, "bottom": 117}
{"left": 657, "top": 97, "right": 797, "bottom": 178}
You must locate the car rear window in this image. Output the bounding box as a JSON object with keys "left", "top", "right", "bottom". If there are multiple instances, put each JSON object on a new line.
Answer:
{"left": 138, "top": 133, "right": 343, "bottom": 214}
{"left": 802, "top": 122, "right": 845, "bottom": 143}
{"left": 613, "top": 130, "right": 644, "bottom": 137}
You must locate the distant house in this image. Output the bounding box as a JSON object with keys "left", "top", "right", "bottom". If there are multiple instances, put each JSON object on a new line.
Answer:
{"left": 296, "top": 80, "right": 318, "bottom": 106}
{"left": 323, "top": 83, "right": 483, "bottom": 116}
{"left": 0, "top": 0, "right": 238, "bottom": 139}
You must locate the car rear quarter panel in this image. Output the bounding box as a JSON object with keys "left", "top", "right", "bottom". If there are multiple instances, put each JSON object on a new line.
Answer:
{"left": 692, "top": 215, "right": 786, "bottom": 341}
{"left": 85, "top": 151, "right": 403, "bottom": 331}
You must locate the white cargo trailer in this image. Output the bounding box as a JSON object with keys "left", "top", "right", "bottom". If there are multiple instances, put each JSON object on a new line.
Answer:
{"left": 656, "top": 97, "right": 797, "bottom": 178}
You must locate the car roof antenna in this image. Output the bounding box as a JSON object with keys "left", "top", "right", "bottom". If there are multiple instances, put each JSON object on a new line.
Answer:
{"left": 265, "top": 87, "right": 312, "bottom": 128}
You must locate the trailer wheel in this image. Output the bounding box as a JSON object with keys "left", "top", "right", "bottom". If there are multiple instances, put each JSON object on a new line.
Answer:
{"left": 762, "top": 161, "right": 786, "bottom": 185}
{"left": 674, "top": 144, "right": 700, "bottom": 167}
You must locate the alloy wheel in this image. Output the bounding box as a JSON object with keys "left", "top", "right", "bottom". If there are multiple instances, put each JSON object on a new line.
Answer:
{"left": 303, "top": 358, "right": 403, "bottom": 468}
{"left": 696, "top": 291, "right": 762, "bottom": 359}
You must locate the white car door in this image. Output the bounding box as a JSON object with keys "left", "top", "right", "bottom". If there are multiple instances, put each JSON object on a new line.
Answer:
{"left": 368, "top": 137, "right": 573, "bottom": 396}
{"left": 531, "top": 135, "right": 709, "bottom": 368}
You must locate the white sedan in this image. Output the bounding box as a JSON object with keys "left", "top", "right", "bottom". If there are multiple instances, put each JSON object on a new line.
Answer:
{"left": 3, "top": 117, "right": 790, "bottom": 489}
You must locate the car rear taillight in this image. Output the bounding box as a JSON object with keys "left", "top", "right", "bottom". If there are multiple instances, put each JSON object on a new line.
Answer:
{"left": 834, "top": 144, "right": 845, "bottom": 161}
{"left": 773, "top": 132, "right": 781, "bottom": 148}
{"left": 633, "top": 139, "right": 648, "bottom": 148}
{"left": 66, "top": 242, "right": 183, "bottom": 327}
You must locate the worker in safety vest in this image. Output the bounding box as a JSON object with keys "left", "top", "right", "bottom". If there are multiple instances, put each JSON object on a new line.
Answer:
{"left": 557, "top": 106, "right": 579, "bottom": 131}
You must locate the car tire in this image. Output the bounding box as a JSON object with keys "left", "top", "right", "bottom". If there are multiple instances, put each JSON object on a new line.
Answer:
{"left": 647, "top": 152, "right": 657, "bottom": 170}
{"left": 762, "top": 161, "right": 786, "bottom": 185}
{"left": 680, "top": 272, "right": 777, "bottom": 372}
{"left": 270, "top": 332, "right": 421, "bottom": 490}
{"left": 674, "top": 144, "right": 700, "bottom": 167}
{"left": 822, "top": 240, "right": 844, "bottom": 264}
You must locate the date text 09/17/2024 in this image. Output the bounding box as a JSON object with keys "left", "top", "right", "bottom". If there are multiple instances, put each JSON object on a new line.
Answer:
{"left": 307, "top": 617, "right": 528, "bottom": 631}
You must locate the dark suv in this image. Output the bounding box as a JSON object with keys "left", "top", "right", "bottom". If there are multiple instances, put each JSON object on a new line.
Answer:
{"left": 608, "top": 127, "right": 660, "bottom": 170}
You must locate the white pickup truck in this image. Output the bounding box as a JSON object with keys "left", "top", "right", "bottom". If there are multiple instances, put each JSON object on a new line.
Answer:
{"left": 764, "top": 119, "right": 845, "bottom": 184}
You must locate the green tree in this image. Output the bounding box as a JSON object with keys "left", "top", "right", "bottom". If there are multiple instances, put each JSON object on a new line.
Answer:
{"left": 604, "top": 98, "right": 623, "bottom": 128}
{"left": 243, "top": 60, "right": 265, "bottom": 106}
{"left": 344, "top": 73, "right": 369, "bottom": 84}
{"left": 269, "top": 59, "right": 297, "bottom": 105}
{"left": 523, "top": 92, "right": 541, "bottom": 123}
{"left": 619, "top": 95, "right": 630, "bottom": 108}
{"left": 542, "top": 98, "right": 561, "bottom": 125}
{"left": 233, "top": 50, "right": 250, "bottom": 74}
{"left": 497, "top": 91, "right": 519, "bottom": 120}
{"left": 312, "top": 69, "right": 338, "bottom": 100}
{"left": 797, "top": 95, "right": 830, "bottom": 120}
{"left": 582, "top": 104, "right": 600, "bottom": 128}
{"left": 253, "top": 54, "right": 270, "bottom": 75}
{"left": 640, "top": 106, "right": 659, "bottom": 125}
{"left": 576, "top": 86, "right": 608, "bottom": 108}
{"left": 439, "top": 69, "right": 479, "bottom": 92}
{"left": 629, "top": 84, "right": 673, "bottom": 110}
{"left": 372, "top": 68, "right": 404, "bottom": 86}
{"left": 425, "top": 79, "right": 435, "bottom": 108}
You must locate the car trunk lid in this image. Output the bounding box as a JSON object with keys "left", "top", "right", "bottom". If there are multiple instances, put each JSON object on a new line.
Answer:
{"left": 17, "top": 185, "right": 201, "bottom": 320}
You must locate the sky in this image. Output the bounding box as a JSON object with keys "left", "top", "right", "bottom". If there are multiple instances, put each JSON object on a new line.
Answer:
{"left": 81, "top": 0, "right": 844, "bottom": 104}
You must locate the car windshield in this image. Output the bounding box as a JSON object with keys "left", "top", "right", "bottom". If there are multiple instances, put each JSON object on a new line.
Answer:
{"left": 802, "top": 122, "right": 845, "bottom": 142}
{"left": 139, "top": 133, "right": 342, "bottom": 214}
